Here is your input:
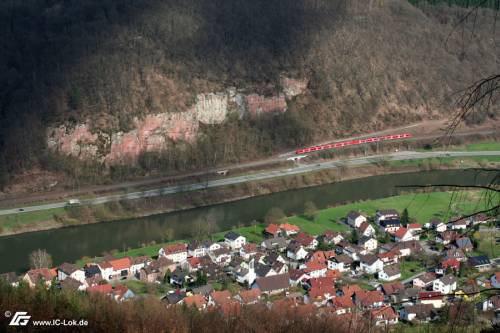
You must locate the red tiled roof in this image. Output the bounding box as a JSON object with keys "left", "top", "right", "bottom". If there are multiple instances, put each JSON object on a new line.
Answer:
{"left": 342, "top": 284, "right": 363, "bottom": 298}
{"left": 162, "top": 243, "right": 187, "bottom": 255}
{"left": 295, "top": 232, "right": 314, "bottom": 246}
{"left": 441, "top": 258, "right": 460, "bottom": 270}
{"left": 333, "top": 295, "right": 354, "bottom": 308}
{"left": 87, "top": 284, "right": 113, "bottom": 294}
{"left": 394, "top": 227, "right": 409, "bottom": 239}
{"left": 265, "top": 224, "right": 280, "bottom": 235}
{"left": 358, "top": 222, "right": 372, "bottom": 232}
{"left": 109, "top": 257, "right": 132, "bottom": 271}
{"left": 309, "top": 277, "right": 335, "bottom": 289}
{"left": 211, "top": 290, "right": 232, "bottom": 305}
{"left": 184, "top": 294, "right": 207, "bottom": 308}
{"left": 495, "top": 272, "right": 500, "bottom": 282}
{"left": 309, "top": 285, "right": 335, "bottom": 300}
{"left": 408, "top": 223, "right": 422, "bottom": 229}
{"left": 357, "top": 290, "right": 384, "bottom": 306}
{"left": 242, "top": 243, "right": 257, "bottom": 253}
{"left": 325, "top": 269, "right": 342, "bottom": 279}
{"left": 238, "top": 288, "right": 261, "bottom": 304}
{"left": 187, "top": 257, "right": 201, "bottom": 268}
{"left": 304, "top": 261, "right": 327, "bottom": 274}
{"left": 280, "top": 223, "right": 300, "bottom": 232}
{"left": 26, "top": 268, "right": 53, "bottom": 282}
{"left": 370, "top": 306, "right": 397, "bottom": 320}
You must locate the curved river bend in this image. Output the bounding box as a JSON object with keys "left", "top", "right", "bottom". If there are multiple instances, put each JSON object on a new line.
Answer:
{"left": 0, "top": 169, "right": 496, "bottom": 273}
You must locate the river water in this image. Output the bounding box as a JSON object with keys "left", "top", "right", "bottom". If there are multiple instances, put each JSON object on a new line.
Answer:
{"left": 0, "top": 169, "right": 496, "bottom": 273}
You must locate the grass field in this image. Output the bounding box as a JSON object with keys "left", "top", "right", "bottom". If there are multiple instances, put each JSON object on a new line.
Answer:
{"left": 464, "top": 141, "right": 500, "bottom": 151}
{"left": 0, "top": 207, "right": 65, "bottom": 231}
{"left": 388, "top": 156, "right": 500, "bottom": 168}
{"left": 400, "top": 260, "right": 425, "bottom": 280}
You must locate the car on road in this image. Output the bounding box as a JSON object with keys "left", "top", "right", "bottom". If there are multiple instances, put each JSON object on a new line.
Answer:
{"left": 18, "top": 208, "right": 24, "bottom": 212}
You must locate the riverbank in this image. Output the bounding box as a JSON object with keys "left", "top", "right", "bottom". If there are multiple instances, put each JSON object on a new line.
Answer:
{"left": 0, "top": 152, "right": 499, "bottom": 237}
{"left": 0, "top": 168, "right": 497, "bottom": 273}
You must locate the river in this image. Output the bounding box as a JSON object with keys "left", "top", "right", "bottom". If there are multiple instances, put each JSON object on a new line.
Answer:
{"left": 0, "top": 169, "right": 497, "bottom": 273}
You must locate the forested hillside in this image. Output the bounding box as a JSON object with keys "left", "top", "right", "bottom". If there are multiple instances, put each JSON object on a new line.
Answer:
{"left": 0, "top": 0, "right": 498, "bottom": 189}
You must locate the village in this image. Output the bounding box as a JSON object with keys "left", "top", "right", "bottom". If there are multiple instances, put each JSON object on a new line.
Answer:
{"left": 1, "top": 207, "right": 499, "bottom": 329}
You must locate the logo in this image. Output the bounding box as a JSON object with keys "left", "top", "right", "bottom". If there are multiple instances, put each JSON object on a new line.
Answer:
{"left": 9, "top": 311, "right": 31, "bottom": 326}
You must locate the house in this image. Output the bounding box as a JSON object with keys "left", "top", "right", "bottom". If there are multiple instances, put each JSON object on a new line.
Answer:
{"left": 83, "top": 264, "right": 101, "bottom": 279}
{"left": 210, "top": 290, "right": 232, "bottom": 307}
{"left": 359, "top": 254, "right": 384, "bottom": 274}
{"left": 255, "top": 264, "right": 277, "bottom": 278}
{"left": 108, "top": 257, "right": 132, "bottom": 280}
{"left": 170, "top": 268, "right": 194, "bottom": 287}
{"left": 112, "top": 284, "right": 135, "bottom": 302}
{"left": 331, "top": 295, "right": 355, "bottom": 315}
{"left": 209, "top": 247, "right": 232, "bottom": 266}
{"left": 380, "top": 282, "right": 405, "bottom": 297}
{"left": 357, "top": 222, "right": 376, "bottom": 237}
{"left": 191, "top": 284, "right": 214, "bottom": 298}
{"left": 57, "top": 263, "right": 86, "bottom": 283}
{"left": 320, "top": 230, "right": 344, "bottom": 245}
{"left": 279, "top": 223, "right": 300, "bottom": 236}
{"left": 188, "top": 240, "right": 208, "bottom": 258}
{"left": 454, "top": 237, "right": 474, "bottom": 252}
{"left": 394, "top": 227, "right": 418, "bottom": 242}
{"left": 327, "top": 254, "right": 353, "bottom": 272}
{"left": 60, "top": 277, "right": 86, "bottom": 291}
{"left": 302, "top": 261, "right": 327, "bottom": 278}
{"left": 130, "top": 256, "right": 151, "bottom": 276}
{"left": 358, "top": 236, "right": 378, "bottom": 252}
{"left": 307, "top": 279, "right": 336, "bottom": 305}
{"left": 355, "top": 290, "right": 385, "bottom": 308}
{"left": 295, "top": 233, "right": 318, "bottom": 250}
{"left": 182, "top": 294, "right": 207, "bottom": 310}
{"left": 435, "top": 231, "right": 458, "bottom": 245}
{"left": 470, "top": 213, "right": 490, "bottom": 225}
{"left": 433, "top": 275, "right": 457, "bottom": 294}
{"left": 23, "top": 268, "right": 54, "bottom": 288}
{"left": 407, "top": 223, "right": 422, "bottom": 234}
{"left": 429, "top": 218, "right": 447, "bottom": 232}
{"left": 162, "top": 291, "right": 186, "bottom": 306}
{"left": 468, "top": 255, "right": 491, "bottom": 272}
{"left": 308, "top": 250, "right": 335, "bottom": 265}
{"left": 418, "top": 291, "right": 444, "bottom": 308}
{"left": 235, "top": 288, "right": 261, "bottom": 304}
{"left": 375, "top": 209, "right": 399, "bottom": 224}
{"left": 347, "top": 211, "right": 368, "bottom": 228}
{"left": 370, "top": 306, "right": 398, "bottom": 326}
{"left": 289, "top": 269, "right": 310, "bottom": 286}
{"left": 451, "top": 218, "right": 469, "bottom": 230}
{"left": 377, "top": 250, "right": 400, "bottom": 265}
{"left": 480, "top": 295, "right": 500, "bottom": 312}
{"left": 400, "top": 304, "right": 436, "bottom": 322}
{"left": 287, "top": 241, "right": 309, "bottom": 261}
{"left": 413, "top": 272, "right": 437, "bottom": 289}
{"left": 378, "top": 264, "right": 401, "bottom": 281}
{"left": 252, "top": 273, "right": 290, "bottom": 295}
{"left": 264, "top": 224, "right": 281, "bottom": 238}
{"left": 159, "top": 243, "right": 188, "bottom": 263}
{"left": 261, "top": 237, "right": 287, "bottom": 251}
{"left": 239, "top": 243, "right": 258, "bottom": 259}
{"left": 96, "top": 261, "right": 114, "bottom": 280}
{"left": 393, "top": 288, "right": 420, "bottom": 304}
{"left": 235, "top": 260, "right": 257, "bottom": 286}
{"left": 139, "top": 266, "right": 161, "bottom": 283}
{"left": 394, "top": 240, "right": 423, "bottom": 257}
{"left": 444, "top": 249, "right": 467, "bottom": 262}
{"left": 435, "top": 258, "right": 460, "bottom": 275}
{"left": 491, "top": 272, "right": 500, "bottom": 288}
{"left": 379, "top": 219, "right": 401, "bottom": 233}
{"left": 224, "top": 231, "right": 246, "bottom": 250}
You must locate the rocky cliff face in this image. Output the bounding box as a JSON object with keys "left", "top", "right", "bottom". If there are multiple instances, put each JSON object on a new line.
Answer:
{"left": 47, "top": 77, "right": 308, "bottom": 164}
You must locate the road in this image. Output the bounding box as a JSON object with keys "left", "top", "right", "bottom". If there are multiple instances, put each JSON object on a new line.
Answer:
{"left": 0, "top": 150, "right": 498, "bottom": 216}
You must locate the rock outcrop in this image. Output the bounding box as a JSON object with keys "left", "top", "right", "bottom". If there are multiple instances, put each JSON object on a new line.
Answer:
{"left": 47, "top": 78, "right": 308, "bottom": 164}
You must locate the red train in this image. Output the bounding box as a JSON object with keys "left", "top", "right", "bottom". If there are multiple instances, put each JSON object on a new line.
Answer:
{"left": 295, "top": 133, "right": 412, "bottom": 154}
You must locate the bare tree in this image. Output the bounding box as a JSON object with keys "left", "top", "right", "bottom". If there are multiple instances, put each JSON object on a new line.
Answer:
{"left": 29, "top": 249, "right": 53, "bottom": 269}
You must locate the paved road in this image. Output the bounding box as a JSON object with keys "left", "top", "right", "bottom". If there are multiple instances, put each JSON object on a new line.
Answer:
{"left": 0, "top": 150, "right": 499, "bottom": 216}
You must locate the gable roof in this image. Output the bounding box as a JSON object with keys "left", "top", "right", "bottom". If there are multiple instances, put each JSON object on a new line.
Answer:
{"left": 162, "top": 243, "right": 187, "bottom": 255}
{"left": 358, "top": 222, "right": 373, "bottom": 232}
{"left": 295, "top": 232, "right": 315, "bottom": 246}
{"left": 279, "top": 223, "right": 300, "bottom": 233}
{"left": 359, "top": 254, "right": 380, "bottom": 266}
{"left": 237, "top": 288, "right": 261, "bottom": 304}
{"left": 379, "top": 219, "right": 401, "bottom": 228}
{"left": 377, "top": 209, "right": 399, "bottom": 216}
{"left": 455, "top": 237, "right": 473, "bottom": 249}
{"left": 183, "top": 294, "right": 207, "bottom": 308}
{"left": 262, "top": 237, "right": 287, "bottom": 248}
{"left": 439, "top": 275, "right": 457, "bottom": 285}
{"left": 357, "top": 290, "right": 384, "bottom": 306}
{"left": 108, "top": 257, "right": 132, "bottom": 271}
{"left": 225, "top": 231, "right": 242, "bottom": 241}
{"left": 469, "top": 255, "right": 491, "bottom": 267}
{"left": 265, "top": 224, "right": 281, "bottom": 235}
{"left": 304, "top": 261, "right": 327, "bottom": 274}
{"left": 87, "top": 283, "right": 113, "bottom": 294}
{"left": 347, "top": 211, "right": 366, "bottom": 220}
{"left": 255, "top": 273, "right": 290, "bottom": 292}
{"left": 382, "top": 264, "right": 401, "bottom": 277}
{"left": 394, "top": 227, "right": 410, "bottom": 239}
{"left": 210, "top": 290, "right": 232, "bottom": 305}
{"left": 58, "top": 262, "right": 79, "bottom": 275}
{"left": 25, "top": 268, "right": 53, "bottom": 282}
{"left": 381, "top": 282, "right": 405, "bottom": 295}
